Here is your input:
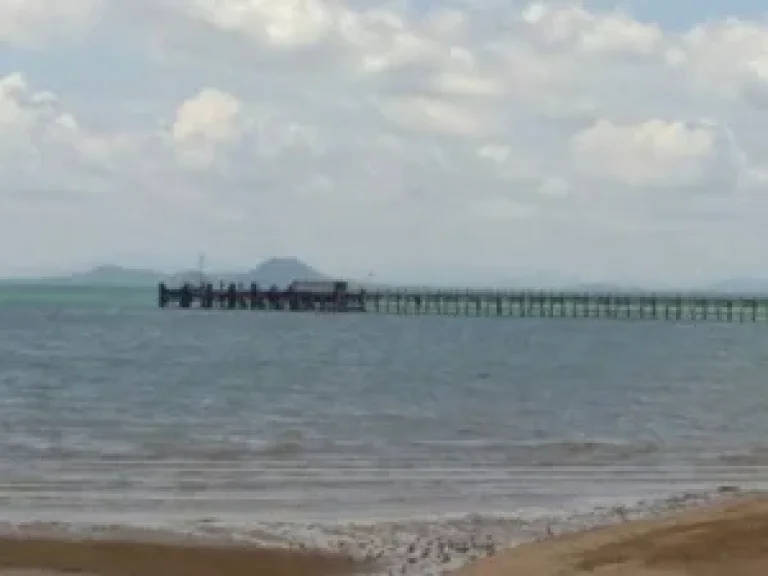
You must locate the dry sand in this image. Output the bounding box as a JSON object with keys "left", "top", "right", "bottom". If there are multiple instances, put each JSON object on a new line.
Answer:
{"left": 456, "top": 495, "right": 768, "bottom": 576}
{"left": 0, "top": 536, "right": 364, "bottom": 576}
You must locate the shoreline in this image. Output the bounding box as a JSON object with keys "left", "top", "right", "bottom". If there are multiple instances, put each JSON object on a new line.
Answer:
{"left": 0, "top": 490, "right": 758, "bottom": 576}
{"left": 456, "top": 493, "right": 768, "bottom": 575}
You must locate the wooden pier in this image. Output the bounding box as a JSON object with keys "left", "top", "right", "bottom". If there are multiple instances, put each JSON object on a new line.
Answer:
{"left": 158, "top": 281, "right": 768, "bottom": 322}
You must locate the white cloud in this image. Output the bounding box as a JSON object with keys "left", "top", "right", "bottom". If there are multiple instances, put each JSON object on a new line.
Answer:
{"left": 0, "top": 72, "right": 118, "bottom": 191}
{"left": 570, "top": 119, "right": 719, "bottom": 187}
{"left": 679, "top": 18, "right": 768, "bottom": 103}
{"left": 172, "top": 88, "right": 242, "bottom": 143}
{"left": 0, "top": 0, "right": 103, "bottom": 47}
{"left": 379, "top": 95, "right": 493, "bottom": 136}
{"left": 521, "top": 2, "right": 664, "bottom": 57}
{"left": 182, "top": 0, "right": 338, "bottom": 49}
{"left": 2, "top": 1, "right": 768, "bottom": 284}
{"left": 171, "top": 88, "right": 244, "bottom": 168}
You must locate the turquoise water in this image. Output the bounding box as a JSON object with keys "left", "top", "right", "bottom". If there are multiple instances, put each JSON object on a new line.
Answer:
{"left": 0, "top": 283, "right": 153, "bottom": 306}
{"left": 1, "top": 284, "right": 767, "bottom": 572}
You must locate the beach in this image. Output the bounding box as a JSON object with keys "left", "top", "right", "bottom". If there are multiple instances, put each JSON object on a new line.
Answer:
{"left": 0, "top": 495, "right": 764, "bottom": 575}
{"left": 0, "top": 535, "right": 361, "bottom": 576}
{"left": 457, "top": 495, "right": 768, "bottom": 576}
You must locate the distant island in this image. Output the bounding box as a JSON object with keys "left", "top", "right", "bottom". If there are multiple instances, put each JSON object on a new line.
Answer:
{"left": 5, "top": 258, "right": 768, "bottom": 294}
{"left": 23, "top": 258, "right": 331, "bottom": 289}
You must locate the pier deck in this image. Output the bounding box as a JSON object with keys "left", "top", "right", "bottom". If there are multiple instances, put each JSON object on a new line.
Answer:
{"left": 158, "top": 282, "right": 768, "bottom": 322}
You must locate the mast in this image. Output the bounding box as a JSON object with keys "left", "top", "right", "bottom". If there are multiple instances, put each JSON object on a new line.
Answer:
{"left": 197, "top": 252, "right": 205, "bottom": 286}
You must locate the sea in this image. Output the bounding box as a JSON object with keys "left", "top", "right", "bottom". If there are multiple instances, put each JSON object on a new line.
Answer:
{"left": 1, "top": 284, "right": 768, "bottom": 574}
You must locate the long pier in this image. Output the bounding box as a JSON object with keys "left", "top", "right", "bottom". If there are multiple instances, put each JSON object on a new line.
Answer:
{"left": 158, "top": 282, "right": 768, "bottom": 322}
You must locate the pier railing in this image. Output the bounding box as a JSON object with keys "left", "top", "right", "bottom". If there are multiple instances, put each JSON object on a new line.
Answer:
{"left": 158, "top": 282, "right": 768, "bottom": 322}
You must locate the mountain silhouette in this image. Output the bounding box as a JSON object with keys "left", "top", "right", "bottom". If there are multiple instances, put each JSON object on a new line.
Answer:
{"left": 241, "top": 257, "right": 325, "bottom": 287}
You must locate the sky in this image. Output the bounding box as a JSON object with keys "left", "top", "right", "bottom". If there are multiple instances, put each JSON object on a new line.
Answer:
{"left": 2, "top": 0, "right": 768, "bottom": 286}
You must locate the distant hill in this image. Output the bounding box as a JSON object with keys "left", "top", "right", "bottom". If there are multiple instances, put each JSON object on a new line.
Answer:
{"left": 563, "top": 282, "right": 658, "bottom": 293}
{"left": 704, "top": 278, "right": 768, "bottom": 295}
{"left": 32, "top": 258, "right": 332, "bottom": 288}
{"left": 245, "top": 257, "right": 327, "bottom": 288}
{"left": 50, "top": 265, "right": 164, "bottom": 287}
{"left": 561, "top": 281, "right": 768, "bottom": 295}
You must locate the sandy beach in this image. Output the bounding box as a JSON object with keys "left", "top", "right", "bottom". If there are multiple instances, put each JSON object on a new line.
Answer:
{"left": 0, "top": 536, "right": 362, "bottom": 576}
{"left": 456, "top": 495, "right": 768, "bottom": 576}
{"left": 0, "top": 496, "right": 765, "bottom": 575}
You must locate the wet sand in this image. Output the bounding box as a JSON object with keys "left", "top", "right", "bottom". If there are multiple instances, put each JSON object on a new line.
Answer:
{"left": 0, "top": 536, "right": 363, "bottom": 576}
{"left": 456, "top": 495, "right": 768, "bottom": 576}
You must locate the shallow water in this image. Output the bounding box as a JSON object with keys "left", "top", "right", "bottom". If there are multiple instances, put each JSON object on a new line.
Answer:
{"left": 1, "top": 285, "right": 768, "bottom": 573}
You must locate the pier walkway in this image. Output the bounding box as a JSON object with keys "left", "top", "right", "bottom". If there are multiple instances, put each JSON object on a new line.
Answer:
{"left": 158, "top": 282, "right": 768, "bottom": 322}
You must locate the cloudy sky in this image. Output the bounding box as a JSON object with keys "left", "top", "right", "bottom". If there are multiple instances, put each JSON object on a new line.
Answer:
{"left": 2, "top": 0, "right": 768, "bottom": 285}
